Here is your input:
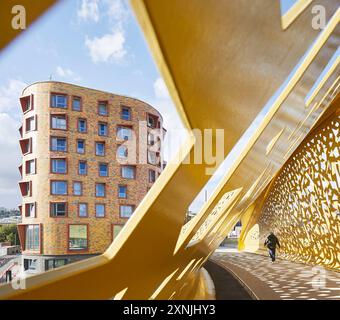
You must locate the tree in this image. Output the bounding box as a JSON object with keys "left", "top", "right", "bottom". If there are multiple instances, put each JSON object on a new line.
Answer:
{"left": 0, "top": 224, "right": 19, "bottom": 245}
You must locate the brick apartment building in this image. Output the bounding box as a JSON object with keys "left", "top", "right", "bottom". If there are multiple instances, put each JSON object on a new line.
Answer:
{"left": 17, "top": 81, "right": 164, "bottom": 274}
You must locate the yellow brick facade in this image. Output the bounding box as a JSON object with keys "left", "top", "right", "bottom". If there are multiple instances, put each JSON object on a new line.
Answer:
{"left": 18, "top": 81, "right": 164, "bottom": 262}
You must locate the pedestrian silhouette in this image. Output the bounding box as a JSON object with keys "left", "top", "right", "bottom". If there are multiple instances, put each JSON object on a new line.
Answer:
{"left": 264, "top": 232, "right": 280, "bottom": 262}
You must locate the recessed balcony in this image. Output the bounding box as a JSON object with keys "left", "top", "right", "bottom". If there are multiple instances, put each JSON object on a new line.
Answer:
{"left": 20, "top": 94, "right": 34, "bottom": 114}
{"left": 19, "top": 181, "right": 32, "bottom": 197}
{"left": 19, "top": 137, "right": 32, "bottom": 155}
{"left": 18, "top": 125, "right": 23, "bottom": 138}
{"left": 18, "top": 164, "right": 23, "bottom": 178}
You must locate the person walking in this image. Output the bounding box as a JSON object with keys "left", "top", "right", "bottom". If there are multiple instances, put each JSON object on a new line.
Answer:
{"left": 264, "top": 232, "right": 280, "bottom": 262}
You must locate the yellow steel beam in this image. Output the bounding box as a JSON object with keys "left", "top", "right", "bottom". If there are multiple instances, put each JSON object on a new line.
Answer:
{"left": 281, "top": 0, "right": 313, "bottom": 30}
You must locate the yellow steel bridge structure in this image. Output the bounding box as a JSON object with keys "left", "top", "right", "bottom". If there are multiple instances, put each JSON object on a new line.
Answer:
{"left": 0, "top": 0, "right": 339, "bottom": 299}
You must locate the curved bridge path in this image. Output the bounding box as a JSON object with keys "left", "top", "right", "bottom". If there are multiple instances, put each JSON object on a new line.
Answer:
{"left": 209, "top": 249, "right": 340, "bottom": 300}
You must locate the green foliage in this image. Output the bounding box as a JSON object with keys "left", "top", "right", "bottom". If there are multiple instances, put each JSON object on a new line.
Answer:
{"left": 0, "top": 224, "right": 19, "bottom": 245}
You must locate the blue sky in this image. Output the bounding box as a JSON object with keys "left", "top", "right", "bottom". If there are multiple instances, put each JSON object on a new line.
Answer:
{"left": 2, "top": 0, "right": 161, "bottom": 98}
{"left": 0, "top": 0, "right": 305, "bottom": 212}
{"left": 0, "top": 0, "right": 186, "bottom": 208}
{"left": 280, "top": 0, "right": 298, "bottom": 15}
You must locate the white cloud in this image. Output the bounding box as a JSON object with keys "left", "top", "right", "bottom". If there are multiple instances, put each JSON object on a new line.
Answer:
{"left": 80, "top": 1, "right": 131, "bottom": 64}
{"left": 153, "top": 77, "right": 170, "bottom": 100}
{"left": 0, "top": 79, "right": 26, "bottom": 208}
{"left": 106, "top": 0, "right": 129, "bottom": 23}
{"left": 85, "top": 30, "right": 126, "bottom": 63}
{"left": 56, "top": 66, "right": 82, "bottom": 81}
{"left": 0, "top": 79, "right": 27, "bottom": 115}
{"left": 0, "top": 113, "right": 20, "bottom": 146}
{"left": 77, "top": 0, "right": 100, "bottom": 22}
{"left": 78, "top": 0, "right": 129, "bottom": 24}
{"left": 56, "top": 66, "right": 74, "bottom": 77}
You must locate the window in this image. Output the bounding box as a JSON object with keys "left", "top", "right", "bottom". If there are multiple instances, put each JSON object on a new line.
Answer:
{"left": 121, "top": 165, "right": 135, "bottom": 179}
{"left": 95, "top": 142, "right": 105, "bottom": 156}
{"left": 25, "top": 98, "right": 32, "bottom": 112}
{"left": 95, "top": 183, "right": 106, "bottom": 197}
{"left": 78, "top": 119, "right": 87, "bottom": 133}
{"left": 77, "top": 139, "right": 85, "bottom": 154}
{"left": 98, "top": 101, "right": 108, "bottom": 116}
{"left": 72, "top": 96, "right": 81, "bottom": 111}
{"left": 26, "top": 159, "right": 36, "bottom": 175}
{"left": 147, "top": 114, "right": 158, "bottom": 128}
{"left": 121, "top": 107, "right": 131, "bottom": 120}
{"left": 117, "top": 126, "right": 132, "bottom": 140}
{"left": 25, "top": 203, "right": 36, "bottom": 218}
{"left": 53, "top": 258, "right": 67, "bottom": 268}
{"left": 113, "top": 224, "right": 123, "bottom": 240}
{"left": 120, "top": 205, "right": 134, "bottom": 218}
{"left": 25, "top": 225, "right": 40, "bottom": 251}
{"left": 51, "top": 137, "right": 67, "bottom": 152}
{"left": 148, "top": 133, "right": 155, "bottom": 145}
{"left": 98, "top": 122, "right": 108, "bottom": 136}
{"left": 73, "top": 182, "right": 83, "bottom": 196}
{"left": 25, "top": 116, "right": 36, "bottom": 132}
{"left": 68, "top": 225, "right": 88, "bottom": 251}
{"left": 149, "top": 169, "right": 156, "bottom": 183}
{"left": 45, "top": 259, "right": 67, "bottom": 271}
{"left": 99, "top": 163, "right": 108, "bottom": 177}
{"left": 19, "top": 138, "right": 32, "bottom": 154}
{"left": 95, "top": 204, "right": 105, "bottom": 217}
{"left": 78, "top": 161, "right": 87, "bottom": 175}
{"left": 78, "top": 203, "right": 88, "bottom": 217}
{"left": 51, "top": 114, "right": 67, "bottom": 130}
{"left": 24, "top": 258, "right": 37, "bottom": 271}
{"left": 148, "top": 150, "right": 158, "bottom": 165}
{"left": 117, "top": 145, "right": 128, "bottom": 159}
{"left": 45, "top": 260, "right": 53, "bottom": 271}
{"left": 50, "top": 202, "right": 67, "bottom": 217}
{"left": 20, "top": 95, "right": 33, "bottom": 113}
{"left": 118, "top": 185, "right": 127, "bottom": 198}
{"left": 51, "top": 181, "right": 68, "bottom": 195}
{"left": 51, "top": 94, "right": 67, "bottom": 108}
{"left": 51, "top": 158, "right": 67, "bottom": 174}
{"left": 19, "top": 181, "right": 31, "bottom": 197}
